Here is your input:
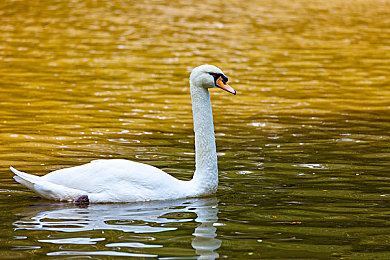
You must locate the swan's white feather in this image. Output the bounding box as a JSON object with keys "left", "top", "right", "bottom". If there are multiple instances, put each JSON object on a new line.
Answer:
{"left": 13, "top": 159, "right": 192, "bottom": 203}
{"left": 43, "top": 159, "right": 178, "bottom": 192}
{"left": 44, "top": 159, "right": 190, "bottom": 202}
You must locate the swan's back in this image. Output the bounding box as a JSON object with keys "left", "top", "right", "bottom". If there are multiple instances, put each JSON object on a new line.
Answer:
{"left": 43, "top": 159, "right": 180, "bottom": 194}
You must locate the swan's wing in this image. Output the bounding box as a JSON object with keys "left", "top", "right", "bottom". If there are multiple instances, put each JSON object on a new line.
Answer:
{"left": 12, "top": 159, "right": 186, "bottom": 202}
{"left": 42, "top": 159, "right": 179, "bottom": 194}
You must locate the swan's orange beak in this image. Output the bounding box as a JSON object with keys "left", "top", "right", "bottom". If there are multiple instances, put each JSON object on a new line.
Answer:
{"left": 215, "top": 76, "right": 236, "bottom": 95}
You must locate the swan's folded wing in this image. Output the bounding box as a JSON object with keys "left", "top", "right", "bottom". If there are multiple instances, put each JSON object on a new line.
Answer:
{"left": 41, "top": 159, "right": 179, "bottom": 194}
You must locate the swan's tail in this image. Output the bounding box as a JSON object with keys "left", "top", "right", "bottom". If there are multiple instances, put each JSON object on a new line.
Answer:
{"left": 10, "top": 166, "right": 41, "bottom": 190}
{"left": 10, "top": 166, "right": 85, "bottom": 202}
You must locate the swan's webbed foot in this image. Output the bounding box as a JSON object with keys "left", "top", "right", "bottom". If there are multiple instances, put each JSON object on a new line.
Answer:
{"left": 74, "top": 195, "right": 89, "bottom": 205}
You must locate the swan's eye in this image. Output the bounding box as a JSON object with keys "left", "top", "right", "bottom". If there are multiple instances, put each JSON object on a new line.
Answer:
{"left": 209, "top": 72, "right": 228, "bottom": 84}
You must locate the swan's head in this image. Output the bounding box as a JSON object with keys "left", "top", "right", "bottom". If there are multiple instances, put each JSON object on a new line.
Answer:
{"left": 190, "top": 64, "right": 236, "bottom": 95}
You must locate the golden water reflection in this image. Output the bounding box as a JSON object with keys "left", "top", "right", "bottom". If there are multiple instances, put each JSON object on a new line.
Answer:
{"left": 0, "top": 0, "right": 390, "bottom": 258}
{"left": 14, "top": 198, "right": 219, "bottom": 259}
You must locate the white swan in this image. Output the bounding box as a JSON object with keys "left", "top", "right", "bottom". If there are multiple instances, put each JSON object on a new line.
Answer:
{"left": 11, "top": 64, "right": 236, "bottom": 203}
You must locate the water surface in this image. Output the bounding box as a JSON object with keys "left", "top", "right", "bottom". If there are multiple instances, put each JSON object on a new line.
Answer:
{"left": 0, "top": 0, "right": 390, "bottom": 258}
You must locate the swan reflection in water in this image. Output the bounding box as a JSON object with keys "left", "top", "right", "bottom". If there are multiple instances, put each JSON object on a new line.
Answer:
{"left": 14, "top": 197, "right": 221, "bottom": 259}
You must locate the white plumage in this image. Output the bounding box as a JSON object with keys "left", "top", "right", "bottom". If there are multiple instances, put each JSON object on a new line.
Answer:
{"left": 11, "top": 65, "right": 235, "bottom": 203}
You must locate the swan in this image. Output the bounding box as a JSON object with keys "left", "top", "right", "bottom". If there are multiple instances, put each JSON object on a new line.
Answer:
{"left": 10, "top": 64, "right": 236, "bottom": 203}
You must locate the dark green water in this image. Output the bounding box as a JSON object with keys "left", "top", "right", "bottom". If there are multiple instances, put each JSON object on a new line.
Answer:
{"left": 0, "top": 0, "right": 389, "bottom": 258}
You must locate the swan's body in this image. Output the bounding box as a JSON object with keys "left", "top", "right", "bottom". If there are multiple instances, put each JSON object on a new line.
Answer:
{"left": 11, "top": 65, "right": 236, "bottom": 203}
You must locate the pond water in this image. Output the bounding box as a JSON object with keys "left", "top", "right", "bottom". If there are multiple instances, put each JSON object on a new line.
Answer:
{"left": 1, "top": 0, "right": 390, "bottom": 258}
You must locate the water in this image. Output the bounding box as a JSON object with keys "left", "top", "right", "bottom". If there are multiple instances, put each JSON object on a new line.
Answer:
{"left": 1, "top": 0, "right": 390, "bottom": 258}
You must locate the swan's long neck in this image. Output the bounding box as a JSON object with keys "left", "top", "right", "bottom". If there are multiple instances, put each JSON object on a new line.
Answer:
{"left": 189, "top": 81, "right": 218, "bottom": 194}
